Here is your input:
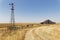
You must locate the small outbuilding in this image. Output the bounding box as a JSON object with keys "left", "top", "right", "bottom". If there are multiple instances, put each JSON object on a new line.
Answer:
{"left": 40, "top": 19, "right": 56, "bottom": 24}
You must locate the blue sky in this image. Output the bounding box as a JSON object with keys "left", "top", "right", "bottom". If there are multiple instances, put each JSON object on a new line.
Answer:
{"left": 0, "top": 0, "right": 60, "bottom": 23}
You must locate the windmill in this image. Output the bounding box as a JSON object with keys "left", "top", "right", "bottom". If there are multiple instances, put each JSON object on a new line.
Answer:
{"left": 8, "top": 0, "right": 17, "bottom": 31}
{"left": 9, "top": 0, "right": 15, "bottom": 27}
{"left": 8, "top": 0, "right": 19, "bottom": 30}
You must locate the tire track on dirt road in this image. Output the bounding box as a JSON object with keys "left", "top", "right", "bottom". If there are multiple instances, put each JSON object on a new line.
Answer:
{"left": 24, "top": 26, "right": 60, "bottom": 40}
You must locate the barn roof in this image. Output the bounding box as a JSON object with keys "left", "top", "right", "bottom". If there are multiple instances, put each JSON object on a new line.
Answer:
{"left": 41, "top": 19, "right": 56, "bottom": 24}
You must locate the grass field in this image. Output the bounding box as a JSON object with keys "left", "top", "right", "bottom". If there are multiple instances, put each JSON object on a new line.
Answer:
{"left": 0, "top": 23, "right": 60, "bottom": 40}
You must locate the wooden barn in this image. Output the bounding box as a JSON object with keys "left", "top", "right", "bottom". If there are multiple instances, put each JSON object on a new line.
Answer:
{"left": 40, "top": 19, "right": 56, "bottom": 24}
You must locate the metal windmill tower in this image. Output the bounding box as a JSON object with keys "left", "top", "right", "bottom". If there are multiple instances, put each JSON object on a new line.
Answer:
{"left": 9, "top": 0, "right": 15, "bottom": 27}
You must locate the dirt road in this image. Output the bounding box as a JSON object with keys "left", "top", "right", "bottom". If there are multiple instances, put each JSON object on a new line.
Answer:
{"left": 24, "top": 25, "right": 60, "bottom": 40}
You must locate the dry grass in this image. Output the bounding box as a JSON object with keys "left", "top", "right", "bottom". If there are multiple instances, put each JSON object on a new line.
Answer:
{"left": 0, "top": 23, "right": 59, "bottom": 40}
